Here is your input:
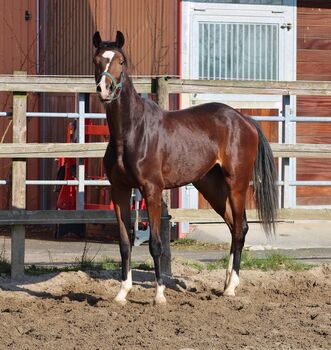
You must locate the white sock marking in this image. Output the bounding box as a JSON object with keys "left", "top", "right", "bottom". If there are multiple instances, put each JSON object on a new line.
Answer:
{"left": 224, "top": 270, "right": 240, "bottom": 296}
{"left": 114, "top": 270, "right": 132, "bottom": 304}
{"left": 224, "top": 253, "right": 234, "bottom": 288}
{"left": 154, "top": 283, "right": 166, "bottom": 304}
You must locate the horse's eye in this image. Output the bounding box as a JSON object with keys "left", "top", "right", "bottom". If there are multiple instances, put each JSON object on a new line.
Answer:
{"left": 119, "top": 60, "right": 124, "bottom": 65}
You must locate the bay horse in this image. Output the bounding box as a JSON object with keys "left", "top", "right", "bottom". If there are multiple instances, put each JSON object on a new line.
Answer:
{"left": 92, "top": 31, "right": 278, "bottom": 305}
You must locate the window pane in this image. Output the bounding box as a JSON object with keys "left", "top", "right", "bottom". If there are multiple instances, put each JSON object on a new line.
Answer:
{"left": 198, "top": 22, "right": 279, "bottom": 80}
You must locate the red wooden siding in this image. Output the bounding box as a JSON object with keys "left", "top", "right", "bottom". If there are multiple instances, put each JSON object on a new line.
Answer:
{"left": 109, "top": 0, "right": 178, "bottom": 76}
{"left": 41, "top": 0, "right": 178, "bottom": 76}
{"left": 297, "top": 0, "right": 331, "bottom": 206}
{"left": 40, "top": 0, "right": 111, "bottom": 75}
{"left": 0, "top": 0, "right": 39, "bottom": 210}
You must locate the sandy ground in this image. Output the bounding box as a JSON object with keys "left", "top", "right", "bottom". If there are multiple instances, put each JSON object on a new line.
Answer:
{"left": 0, "top": 261, "right": 330, "bottom": 350}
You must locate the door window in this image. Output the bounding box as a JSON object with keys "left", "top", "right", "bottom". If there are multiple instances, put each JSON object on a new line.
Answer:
{"left": 198, "top": 22, "right": 279, "bottom": 80}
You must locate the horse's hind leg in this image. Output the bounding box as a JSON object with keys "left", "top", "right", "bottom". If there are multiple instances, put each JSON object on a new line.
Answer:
{"left": 221, "top": 176, "right": 250, "bottom": 296}
{"left": 223, "top": 210, "right": 248, "bottom": 287}
{"left": 222, "top": 198, "right": 249, "bottom": 296}
{"left": 111, "top": 185, "right": 133, "bottom": 305}
{"left": 193, "top": 165, "right": 249, "bottom": 296}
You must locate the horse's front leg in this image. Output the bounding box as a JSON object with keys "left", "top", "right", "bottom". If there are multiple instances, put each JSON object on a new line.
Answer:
{"left": 144, "top": 184, "right": 166, "bottom": 305}
{"left": 112, "top": 185, "right": 133, "bottom": 305}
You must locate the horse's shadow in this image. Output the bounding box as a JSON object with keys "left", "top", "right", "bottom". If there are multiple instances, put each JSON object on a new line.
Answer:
{"left": 0, "top": 268, "right": 180, "bottom": 305}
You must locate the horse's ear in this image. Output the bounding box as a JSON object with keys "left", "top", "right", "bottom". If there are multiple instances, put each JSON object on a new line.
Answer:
{"left": 93, "top": 31, "right": 102, "bottom": 48}
{"left": 115, "top": 31, "right": 125, "bottom": 49}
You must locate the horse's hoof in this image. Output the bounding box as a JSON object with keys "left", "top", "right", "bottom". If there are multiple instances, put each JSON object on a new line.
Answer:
{"left": 114, "top": 296, "right": 128, "bottom": 305}
{"left": 154, "top": 296, "right": 167, "bottom": 305}
{"left": 223, "top": 289, "right": 236, "bottom": 297}
{"left": 154, "top": 284, "right": 166, "bottom": 305}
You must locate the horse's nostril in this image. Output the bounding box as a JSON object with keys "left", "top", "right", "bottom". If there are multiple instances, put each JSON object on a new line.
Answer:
{"left": 96, "top": 86, "right": 101, "bottom": 93}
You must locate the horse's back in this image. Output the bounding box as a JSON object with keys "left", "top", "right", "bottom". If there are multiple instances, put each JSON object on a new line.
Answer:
{"left": 163, "top": 101, "right": 257, "bottom": 142}
{"left": 165, "top": 102, "right": 252, "bottom": 126}
{"left": 166, "top": 102, "right": 238, "bottom": 118}
{"left": 155, "top": 102, "right": 258, "bottom": 187}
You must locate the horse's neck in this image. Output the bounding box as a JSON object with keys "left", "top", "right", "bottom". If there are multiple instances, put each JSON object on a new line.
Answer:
{"left": 105, "top": 72, "right": 143, "bottom": 170}
{"left": 107, "top": 72, "right": 142, "bottom": 128}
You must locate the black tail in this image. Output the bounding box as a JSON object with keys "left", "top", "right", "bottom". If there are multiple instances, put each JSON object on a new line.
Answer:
{"left": 251, "top": 120, "right": 278, "bottom": 236}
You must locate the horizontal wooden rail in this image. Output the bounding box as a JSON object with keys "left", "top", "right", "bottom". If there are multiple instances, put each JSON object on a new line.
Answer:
{"left": 271, "top": 143, "right": 331, "bottom": 158}
{"left": 169, "top": 208, "right": 331, "bottom": 222}
{"left": 2, "top": 75, "right": 331, "bottom": 96}
{"left": 0, "top": 210, "right": 149, "bottom": 225}
{"left": 0, "top": 208, "right": 330, "bottom": 225}
{"left": 166, "top": 79, "right": 331, "bottom": 96}
{"left": 0, "top": 142, "right": 107, "bottom": 158}
{"left": 1, "top": 142, "right": 331, "bottom": 158}
{"left": 0, "top": 76, "right": 153, "bottom": 94}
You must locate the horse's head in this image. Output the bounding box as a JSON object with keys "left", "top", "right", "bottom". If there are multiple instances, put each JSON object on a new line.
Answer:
{"left": 93, "top": 31, "right": 126, "bottom": 103}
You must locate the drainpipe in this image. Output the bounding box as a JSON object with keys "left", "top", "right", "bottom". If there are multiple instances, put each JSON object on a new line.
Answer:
{"left": 177, "top": 0, "right": 182, "bottom": 81}
{"left": 177, "top": 0, "right": 185, "bottom": 239}
{"left": 36, "top": 0, "right": 40, "bottom": 74}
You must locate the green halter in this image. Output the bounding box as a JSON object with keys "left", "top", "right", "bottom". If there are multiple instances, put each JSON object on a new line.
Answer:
{"left": 101, "top": 71, "right": 124, "bottom": 101}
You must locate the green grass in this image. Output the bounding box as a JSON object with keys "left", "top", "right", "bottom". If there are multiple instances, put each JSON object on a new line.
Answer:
{"left": 24, "top": 258, "right": 154, "bottom": 276}
{"left": 0, "top": 248, "right": 311, "bottom": 277}
{"left": 183, "top": 251, "right": 312, "bottom": 272}
{"left": 26, "top": 264, "right": 80, "bottom": 276}
{"left": 78, "top": 257, "right": 120, "bottom": 271}
{"left": 132, "top": 260, "right": 154, "bottom": 271}
{"left": 25, "top": 257, "right": 122, "bottom": 276}
{"left": 171, "top": 238, "right": 229, "bottom": 250}
{"left": 239, "top": 251, "right": 311, "bottom": 271}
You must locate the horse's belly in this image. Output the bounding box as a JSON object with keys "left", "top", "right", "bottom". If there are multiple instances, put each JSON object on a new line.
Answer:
{"left": 162, "top": 156, "right": 216, "bottom": 189}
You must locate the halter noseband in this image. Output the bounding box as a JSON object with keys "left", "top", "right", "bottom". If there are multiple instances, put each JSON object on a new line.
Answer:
{"left": 100, "top": 71, "right": 124, "bottom": 101}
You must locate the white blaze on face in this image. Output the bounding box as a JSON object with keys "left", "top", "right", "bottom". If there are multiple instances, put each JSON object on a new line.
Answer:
{"left": 98, "top": 50, "right": 115, "bottom": 99}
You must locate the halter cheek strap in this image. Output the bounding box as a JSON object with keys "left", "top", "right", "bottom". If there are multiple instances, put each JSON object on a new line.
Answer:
{"left": 100, "top": 71, "right": 124, "bottom": 101}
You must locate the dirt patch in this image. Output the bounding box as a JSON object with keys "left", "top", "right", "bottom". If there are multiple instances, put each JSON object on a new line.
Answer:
{"left": 0, "top": 261, "right": 330, "bottom": 350}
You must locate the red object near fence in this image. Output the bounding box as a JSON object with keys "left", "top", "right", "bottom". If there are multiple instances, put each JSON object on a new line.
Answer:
{"left": 56, "top": 119, "right": 115, "bottom": 211}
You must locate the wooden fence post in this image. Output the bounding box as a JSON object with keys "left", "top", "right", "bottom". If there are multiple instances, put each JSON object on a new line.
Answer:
{"left": 11, "top": 71, "right": 27, "bottom": 280}
{"left": 157, "top": 77, "right": 172, "bottom": 276}
{"left": 157, "top": 76, "right": 169, "bottom": 110}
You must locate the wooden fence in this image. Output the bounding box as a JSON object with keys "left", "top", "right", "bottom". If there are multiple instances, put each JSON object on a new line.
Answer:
{"left": 1, "top": 74, "right": 331, "bottom": 279}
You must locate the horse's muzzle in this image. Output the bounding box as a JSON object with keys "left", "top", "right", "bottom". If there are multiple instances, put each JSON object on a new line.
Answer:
{"left": 99, "top": 96, "right": 112, "bottom": 104}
